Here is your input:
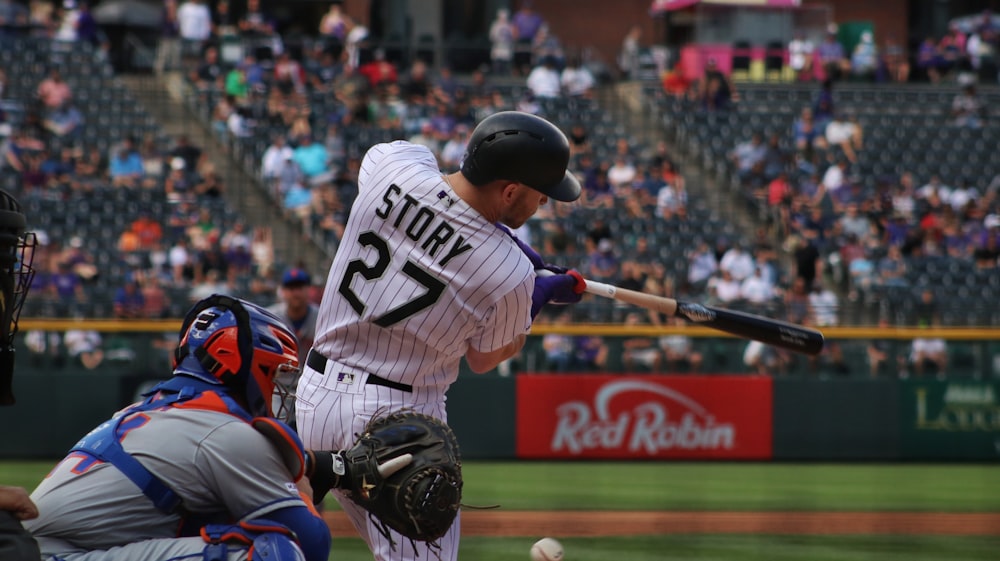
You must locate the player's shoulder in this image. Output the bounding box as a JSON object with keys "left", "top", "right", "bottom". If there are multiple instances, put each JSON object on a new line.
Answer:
{"left": 363, "top": 140, "right": 439, "bottom": 170}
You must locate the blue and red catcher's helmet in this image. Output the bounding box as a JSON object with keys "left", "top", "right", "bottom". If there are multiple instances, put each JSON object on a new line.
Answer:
{"left": 173, "top": 294, "right": 300, "bottom": 418}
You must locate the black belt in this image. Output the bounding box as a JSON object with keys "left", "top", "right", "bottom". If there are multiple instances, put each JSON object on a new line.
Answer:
{"left": 306, "top": 349, "right": 413, "bottom": 393}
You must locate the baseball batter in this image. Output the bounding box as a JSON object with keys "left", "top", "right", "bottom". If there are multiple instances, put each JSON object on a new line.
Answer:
{"left": 296, "top": 111, "right": 584, "bottom": 560}
{"left": 24, "top": 295, "right": 332, "bottom": 561}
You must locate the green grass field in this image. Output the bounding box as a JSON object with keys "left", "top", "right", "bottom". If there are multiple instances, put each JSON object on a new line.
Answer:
{"left": 5, "top": 461, "right": 998, "bottom": 560}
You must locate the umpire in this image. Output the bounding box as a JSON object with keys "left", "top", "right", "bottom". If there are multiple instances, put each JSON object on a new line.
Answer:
{"left": 0, "top": 187, "right": 43, "bottom": 561}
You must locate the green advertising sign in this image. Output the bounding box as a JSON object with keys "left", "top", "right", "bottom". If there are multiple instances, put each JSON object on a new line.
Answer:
{"left": 900, "top": 380, "right": 1000, "bottom": 459}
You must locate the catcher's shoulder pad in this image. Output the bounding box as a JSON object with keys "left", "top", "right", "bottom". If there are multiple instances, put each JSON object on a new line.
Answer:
{"left": 252, "top": 417, "right": 306, "bottom": 481}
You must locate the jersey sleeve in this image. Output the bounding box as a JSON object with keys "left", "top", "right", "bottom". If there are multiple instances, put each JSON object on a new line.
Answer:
{"left": 194, "top": 421, "right": 306, "bottom": 521}
{"left": 467, "top": 276, "right": 533, "bottom": 353}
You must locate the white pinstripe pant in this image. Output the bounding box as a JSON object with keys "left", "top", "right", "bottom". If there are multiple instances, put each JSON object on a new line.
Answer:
{"left": 295, "top": 362, "right": 459, "bottom": 561}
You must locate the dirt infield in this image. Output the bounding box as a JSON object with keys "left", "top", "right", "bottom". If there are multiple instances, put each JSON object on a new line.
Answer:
{"left": 322, "top": 511, "right": 1000, "bottom": 537}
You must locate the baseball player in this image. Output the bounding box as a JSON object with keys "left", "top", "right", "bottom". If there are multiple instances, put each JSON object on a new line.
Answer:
{"left": 0, "top": 187, "right": 43, "bottom": 561}
{"left": 24, "top": 295, "right": 332, "bottom": 561}
{"left": 268, "top": 266, "right": 321, "bottom": 422}
{"left": 296, "top": 111, "right": 585, "bottom": 561}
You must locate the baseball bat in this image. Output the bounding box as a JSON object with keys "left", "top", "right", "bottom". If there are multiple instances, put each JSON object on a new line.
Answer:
{"left": 582, "top": 278, "right": 825, "bottom": 356}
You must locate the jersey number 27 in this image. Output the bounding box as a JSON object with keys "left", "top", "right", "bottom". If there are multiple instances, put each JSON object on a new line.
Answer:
{"left": 338, "top": 231, "right": 446, "bottom": 327}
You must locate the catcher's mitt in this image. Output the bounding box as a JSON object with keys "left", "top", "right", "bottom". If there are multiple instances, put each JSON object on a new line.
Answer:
{"left": 341, "top": 411, "right": 462, "bottom": 545}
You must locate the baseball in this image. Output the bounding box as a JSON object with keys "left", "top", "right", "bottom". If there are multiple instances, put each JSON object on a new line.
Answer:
{"left": 530, "top": 537, "right": 564, "bottom": 561}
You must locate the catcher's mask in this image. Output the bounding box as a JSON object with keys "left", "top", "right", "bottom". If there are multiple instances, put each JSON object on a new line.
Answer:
{"left": 173, "top": 294, "right": 300, "bottom": 419}
{"left": 0, "top": 188, "right": 37, "bottom": 406}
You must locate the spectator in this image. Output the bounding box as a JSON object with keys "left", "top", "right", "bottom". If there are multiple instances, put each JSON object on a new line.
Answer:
{"left": 719, "top": 242, "right": 755, "bottom": 281}
{"left": 168, "top": 236, "right": 193, "bottom": 285}
{"left": 618, "top": 24, "right": 642, "bottom": 80}
{"left": 512, "top": 0, "right": 545, "bottom": 73}
{"left": 177, "top": 0, "right": 212, "bottom": 50}
{"left": 489, "top": 8, "right": 515, "bottom": 76}
{"left": 407, "top": 121, "right": 439, "bottom": 156}
{"left": 709, "top": 269, "right": 742, "bottom": 304}
{"left": 658, "top": 316, "right": 703, "bottom": 373}
{"left": 439, "top": 124, "right": 470, "bottom": 170}
{"left": 916, "top": 36, "right": 944, "bottom": 83}
{"left": 42, "top": 100, "right": 83, "bottom": 139}
{"left": 164, "top": 157, "right": 192, "bottom": 201}
{"left": 587, "top": 238, "right": 620, "bottom": 281}
{"left": 358, "top": 49, "right": 398, "bottom": 90}
{"left": 154, "top": 0, "right": 181, "bottom": 74}
{"left": 60, "top": 235, "right": 97, "bottom": 283}
{"left": 743, "top": 340, "right": 789, "bottom": 375}
{"left": 319, "top": 1, "right": 352, "bottom": 55}
{"left": 541, "top": 312, "right": 574, "bottom": 371}
{"left": 140, "top": 274, "right": 169, "bottom": 318}
{"left": 622, "top": 311, "right": 662, "bottom": 373}
{"left": 687, "top": 239, "right": 718, "bottom": 292}
{"left": 573, "top": 334, "right": 609, "bottom": 371}
{"left": 824, "top": 113, "right": 861, "bottom": 163}
{"left": 169, "top": 134, "right": 202, "bottom": 172}
{"left": 606, "top": 154, "right": 636, "bottom": 192}
{"left": 788, "top": 30, "right": 815, "bottom": 81}
{"left": 238, "top": 0, "right": 275, "bottom": 37}
{"left": 128, "top": 212, "right": 162, "bottom": 251}
{"left": 108, "top": 146, "right": 144, "bottom": 188}
{"left": 850, "top": 31, "right": 878, "bottom": 80}
{"left": 791, "top": 234, "right": 822, "bottom": 292}
{"left": 951, "top": 84, "right": 985, "bottom": 128}
{"left": 792, "top": 107, "right": 823, "bottom": 157}
{"left": 881, "top": 34, "right": 911, "bottom": 83}
{"left": 812, "top": 79, "right": 836, "bottom": 127}
{"left": 914, "top": 288, "right": 939, "bottom": 328}
{"left": 731, "top": 132, "right": 767, "bottom": 183}
{"left": 902, "top": 327, "right": 947, "bottom": 378}
{"left": 36, "top": 68, "right": 72, "bottom": 110}
{"left": 139, "top": 136, "right": 166, "bottom": 180}
{"left": 740, "top": 265, "right": 779, "bottom": 308}
{"left": 526, "top": 55, "right": 561, "bottom": 98}
{"left": 292, "top": 135, "right": 330, "bottom": 183}
{"left": 274, "top": 51, "right": 308, "bottom": 95}
{"left": 561, "top": 53, "right": 595, "bottom": 98}
{"left": 193, "top": 163, "right": 224, "bottom": 198}
{"left": 62, "top": 328, "right": 103, "bottom": 369}
{"left": 113, "top": 278, "right": 145, "bottom": 319}
{"left": 866, "top": 317, "right": 894, "bottom": 377}
{"left": 262, "top": 134, "right": 292, "bottom": 180}
{"left": 847, "top": 246, "right": 877, "bottom": 301}
{"left": 816, "top": 28, "right": 849, "bottom": 81}
{"left": 876, "top": 244, "right": 908, "bottom": 287}
{"left": 783, "top": 275, "right": 811, "bottom": 324}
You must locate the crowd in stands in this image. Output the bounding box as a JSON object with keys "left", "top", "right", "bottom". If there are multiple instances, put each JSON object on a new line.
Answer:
{"left": 2, "top": 2, "right": 996, "bottom": 377}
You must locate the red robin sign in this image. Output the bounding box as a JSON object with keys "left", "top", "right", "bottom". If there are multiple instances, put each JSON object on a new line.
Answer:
{"left": 516, "top": 375, "right": 772, "bottom": 459}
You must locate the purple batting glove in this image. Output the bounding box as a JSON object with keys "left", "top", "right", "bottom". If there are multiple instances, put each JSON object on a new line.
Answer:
{"left": 531, "top": 271, "right": 585, "bottom": 319}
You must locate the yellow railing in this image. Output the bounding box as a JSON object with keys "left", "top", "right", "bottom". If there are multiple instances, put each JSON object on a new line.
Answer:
{"left": 18, "top": 319, "right": 1000, "bottom": 340}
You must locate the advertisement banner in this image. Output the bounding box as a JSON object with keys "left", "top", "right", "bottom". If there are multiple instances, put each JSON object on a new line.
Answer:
{"left": 899, "top": 380, "right": 1000, "bottom": 459}
{"left": 516, "top": 375, "right": 772, "bottom": 459}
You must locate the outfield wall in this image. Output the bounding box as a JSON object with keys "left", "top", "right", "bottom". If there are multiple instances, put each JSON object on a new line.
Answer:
{"left": 2, "top": 368, "right": 998, "bottom": 461}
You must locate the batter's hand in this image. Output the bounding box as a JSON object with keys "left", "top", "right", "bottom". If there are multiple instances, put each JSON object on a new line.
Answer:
{"left": 531, "top": 270, "right": 585, "bottom": 318}
{"left": 0, "top": 485, "right": 39, "bottom": 520}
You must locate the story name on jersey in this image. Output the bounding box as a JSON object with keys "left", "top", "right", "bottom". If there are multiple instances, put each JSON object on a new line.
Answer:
{"left": 375, "top": 184, "right": 474, "bottom": 267}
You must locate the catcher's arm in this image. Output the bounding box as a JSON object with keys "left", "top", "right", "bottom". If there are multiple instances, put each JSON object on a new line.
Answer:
{"left": 304, "top": 449, "right": 412, "bottom": 505}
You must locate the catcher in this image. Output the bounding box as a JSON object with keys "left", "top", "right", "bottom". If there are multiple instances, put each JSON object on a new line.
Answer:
{"left": 24, "top": 294, "right": 455, "bottom": 561}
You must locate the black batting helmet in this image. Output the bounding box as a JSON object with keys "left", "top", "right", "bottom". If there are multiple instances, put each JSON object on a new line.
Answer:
{"left": 460, "top": 111, "right": 581, "bottom": 202}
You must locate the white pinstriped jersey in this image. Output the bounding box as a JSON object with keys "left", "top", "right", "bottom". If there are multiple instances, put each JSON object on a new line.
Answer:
{"left": 310, "top": 141, "right": 534, "bottom": 390}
